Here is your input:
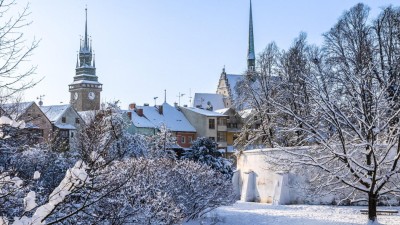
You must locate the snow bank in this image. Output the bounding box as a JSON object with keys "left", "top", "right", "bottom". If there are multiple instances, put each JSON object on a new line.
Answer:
{"left": 185, "top": 202, "right": 400, "bottom": 225}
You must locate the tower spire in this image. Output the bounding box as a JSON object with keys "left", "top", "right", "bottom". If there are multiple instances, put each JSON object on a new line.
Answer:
{"left": 84, "top": 7, "right": 88, "bottom": 49}
{"left": 247, "top": 0, "right": 255, "bottom": 71}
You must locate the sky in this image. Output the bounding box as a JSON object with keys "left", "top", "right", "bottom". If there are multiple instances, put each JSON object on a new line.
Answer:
{"left": 13, "top": 0, "right": 399, "bottom": 109}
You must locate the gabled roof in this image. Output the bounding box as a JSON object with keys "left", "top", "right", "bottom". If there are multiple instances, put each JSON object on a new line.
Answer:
{"left": 182, "top": 107, "right": 228, "bottom": 117}
{"left": 128, "top": 107, "right": 155, "bottom": 129}
{"left": 129, "top": 103, "right": 196, "bottom": 133}
{"left": 193, "top": 93, "right": 225, "bottom": 111}
{"left": 1, "top": 102, "right": 35, "bottom": 120}
{"left": 40, "top": 104, "right": 70, "bottom": 122}
{"left": 215, "top": 108, "right": 231, "bottom": 115}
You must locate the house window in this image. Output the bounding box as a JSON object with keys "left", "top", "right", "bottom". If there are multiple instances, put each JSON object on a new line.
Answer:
{"left": 71, "top": 132, "right": 74, "bottom": 138}
{"left": 209, "top": 119, "right": 215, "bottom": 129}
{"left": 75, "top": 118, "right": 80, "bottom": 124}
{"left": 217, "top": 132, "right": 226, "bottom": 142}
{"left": 181, "top": 136, "right": 186, "bottom": 144}
{"left": 209, "top": 137, "right": 215, "bottom": 141}
{"left": 62, "top": 117, "right": 66, "bottom": 123}
{"left": 188, "top": 136, "right": 192, "bottom": 143}
{"left": 217, "top": 118, "right": 226, "bottom": 126}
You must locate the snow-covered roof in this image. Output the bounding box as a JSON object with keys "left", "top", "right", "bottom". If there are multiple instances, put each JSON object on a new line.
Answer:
{"left": 182, "top": 107, "right": 228, "bottom": 117}
{"left": 193, "top": 93, "right": 225, "bottom": 110}
{"left": 54, "top": 123, "right": 76, "bottom": 130}
{"left": 127, "top": 108, "right": 155, "bottom": 129}
{"left": 40, "top": 105, "right": 70, "bottom": 122}
{"left": 239, "top": 109, "right": 253, "bottom": 119}
{"left": 70, "top": 80, "right": 102, "bottom": 85}
{"left": 215, "top": 108, "right": 230, "bottom": 115}
{"left": 78, "top": 110, "right": 96, "bottom": 123}
{"left": 129, "top": 103, "right": 196, "bottom": 133}
{"left": 1, "top": 102, "right": 35, "bottom": 120}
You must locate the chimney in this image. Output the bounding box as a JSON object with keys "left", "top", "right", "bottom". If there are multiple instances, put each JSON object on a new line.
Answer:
{"left": 127, "top": 111, "right": 132, "bottom": 120}
{"left": 174, "top": 102, "right": 178, "bottom": 108}
{"left": 128, "top": 103, "right": 136, "bottom": 110}
{"left": 144, "top": 103, "right": 150, "bottom": 106}
{"left": 137, "top": 108, "right": 143, "bottom": 117}
{"left": 183, "top": 104, "right": 188, "bottom": 107}
{"left": 158, "top": 105, "right": 163, "bottom": 115}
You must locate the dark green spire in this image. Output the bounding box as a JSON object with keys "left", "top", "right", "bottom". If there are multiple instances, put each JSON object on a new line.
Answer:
{"left": 247, "top": 0, "right": 255, "bottom": 71}
{"left": 84, "top": 7, "right": 88, "bottom": 49}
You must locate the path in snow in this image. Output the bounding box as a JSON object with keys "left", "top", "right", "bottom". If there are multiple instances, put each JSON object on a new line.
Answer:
{"left": 185, "top": 202, "right": 400, "bottom": 225}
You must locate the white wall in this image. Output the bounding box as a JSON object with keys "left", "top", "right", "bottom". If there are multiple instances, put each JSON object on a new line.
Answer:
{"left": 235, "top": 149, "right": 301, "bottom": 205}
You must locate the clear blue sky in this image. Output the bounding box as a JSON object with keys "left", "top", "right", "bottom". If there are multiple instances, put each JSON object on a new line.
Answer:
{"left": 15, "top": 0, "right": 398, "bottom": 108}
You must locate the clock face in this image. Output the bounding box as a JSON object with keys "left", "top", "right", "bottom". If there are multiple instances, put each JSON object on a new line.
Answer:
{"left": 88, "top": 92, "right": 95, "bottom": 100}
{"left": 74, "top": 92, "right": 78, "bottom": 100}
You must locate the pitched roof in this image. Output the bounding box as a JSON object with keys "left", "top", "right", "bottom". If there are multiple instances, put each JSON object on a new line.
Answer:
{"left": 193, "top": 93, "right": 225, "bottom": 110}
{"left": 130, "top": 103, "right": 196, "bottom": 132}
{"left": 181, "top": 107, "right": 228, "bottom": 117}
{"left": 128, "top": 108, "right": 155, "bottom": 129}
{"left": 40, "top": 104, "right": 70, "bottom": 122}
{"left": 215, "top": 108, "right": 231, "bottom": 115}
{"left": 1, "top": 102, "right": 35, "bottom": 120}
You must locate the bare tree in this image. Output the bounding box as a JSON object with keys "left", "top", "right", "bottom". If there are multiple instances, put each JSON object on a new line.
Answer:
{"left": 235, "top": 42, "right": 281, "bottom": 148}
{"left": 265, "top": 4, "right": 400, "bottom": 223}
{"left": 0, "top": 0, "right": 39, "bottom": 103}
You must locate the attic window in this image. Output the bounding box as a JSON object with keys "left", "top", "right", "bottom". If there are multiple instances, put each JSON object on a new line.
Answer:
{"left": 62, "top": 117, "right": 66, "bottom": 123}
{"left": 75, "top": 118, "right": 80, "bottom": 124}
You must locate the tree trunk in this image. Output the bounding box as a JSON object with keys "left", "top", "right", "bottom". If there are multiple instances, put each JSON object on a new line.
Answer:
{"left": 368, "top": 193, "right": 378, "bottom": 222}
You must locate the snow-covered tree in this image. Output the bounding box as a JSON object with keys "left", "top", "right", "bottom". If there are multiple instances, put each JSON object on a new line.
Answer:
{"left": 146, "top": 123, "right": 177, "bottom": 159}
{"left": 183, "top": 137, "right": 233, "bottom": 178}
{"left": 238, "top": 3, "right": 400, "bottom": 223}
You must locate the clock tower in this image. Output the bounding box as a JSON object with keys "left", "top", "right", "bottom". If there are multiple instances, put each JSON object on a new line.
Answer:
{"left": 69, "top": 8, "right": 102, "bottom": 111}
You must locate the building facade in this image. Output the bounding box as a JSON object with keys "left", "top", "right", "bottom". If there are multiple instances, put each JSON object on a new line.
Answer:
{"left": 179, "top": 106, "right": 228, "bottom": 149}
{"left": 126, "top": 102, "right": 197, "bottom": 148}
{"left": 41, "top": 104, "right": 83, "bottom": 150}
{"left": 69, "top": 8, "right": 102, "bottom": 112}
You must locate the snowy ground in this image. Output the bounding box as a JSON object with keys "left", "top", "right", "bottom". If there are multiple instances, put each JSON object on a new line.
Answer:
{"left": 185, "top": 202, "right": 400, "bottom": 225}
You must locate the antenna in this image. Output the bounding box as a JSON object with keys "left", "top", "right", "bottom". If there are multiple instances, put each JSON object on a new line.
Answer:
{"left": 189, "top": 88, "right": 192, "bottom": 106}
{"left": 37, "top": 95, "right": 45, "bottom": 106}
{"left": 154, "top": 96, "right": 158, "bottom": 106}
{"left": 177, "top": 92, "right": 185, "bottom": 106}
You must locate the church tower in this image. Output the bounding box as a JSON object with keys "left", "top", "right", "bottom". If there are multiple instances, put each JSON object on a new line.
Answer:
{"left": 247, "top": 0, "right": 255, "bottom": 72}
{"left": 69, "top": 8, "right": 102, "bottom": 111}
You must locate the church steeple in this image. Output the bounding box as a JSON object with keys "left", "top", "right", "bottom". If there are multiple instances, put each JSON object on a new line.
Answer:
{"left": 84, "top": 7, "right": 88, "bottom": 50}
{"left": 247, "top": 0, "right": 255, "bottom": 72}
{"left": 69, "top": 7, "right": 102, "bottom": 112}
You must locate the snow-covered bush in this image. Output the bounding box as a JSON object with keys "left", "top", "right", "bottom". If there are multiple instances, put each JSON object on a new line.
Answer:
{"left": 40, "top": 158, "right": 234, "bottom": 224}
{"left": 183, "top": 137, "right": 233, "bottom": 178}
